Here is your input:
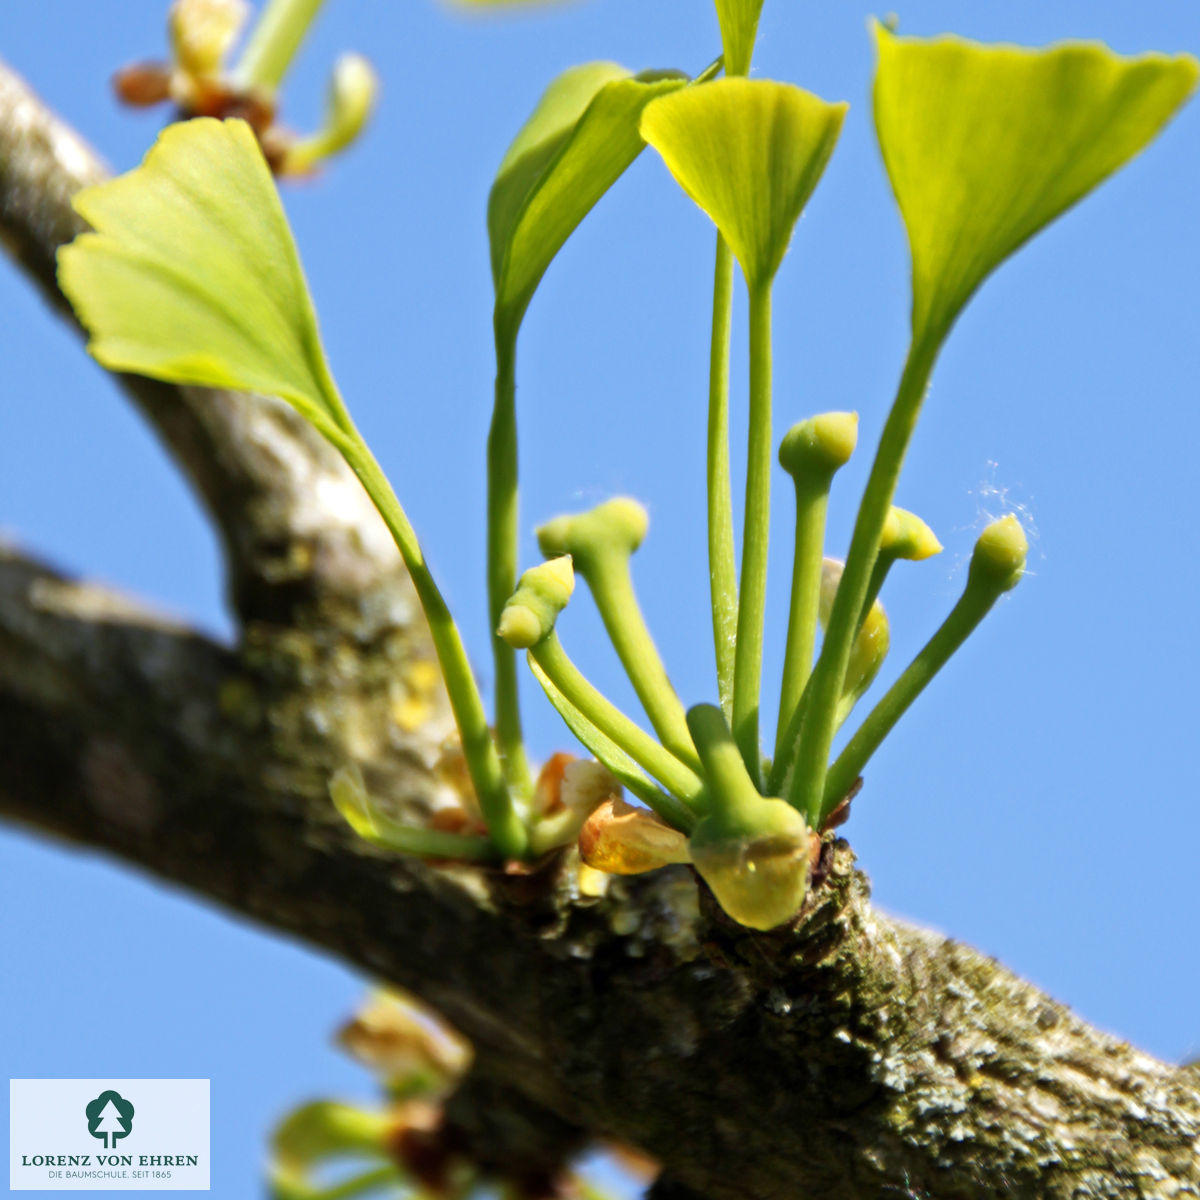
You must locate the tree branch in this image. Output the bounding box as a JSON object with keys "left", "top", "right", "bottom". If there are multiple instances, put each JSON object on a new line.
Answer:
{"left": 2, "top": 546, "right": 1197, "bottom": 1198}
{"left": 2, "top": 56, "right": 1199, "bottom": 1200}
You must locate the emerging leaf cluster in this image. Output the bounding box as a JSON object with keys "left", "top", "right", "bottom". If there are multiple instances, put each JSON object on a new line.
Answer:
{"left": 58, "top": 7, "right": 1197, "bottom": 930}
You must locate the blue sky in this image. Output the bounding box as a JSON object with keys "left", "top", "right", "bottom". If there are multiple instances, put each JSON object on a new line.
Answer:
{"left": 3, "top": 1, "right": 1199, "bottom": 1195}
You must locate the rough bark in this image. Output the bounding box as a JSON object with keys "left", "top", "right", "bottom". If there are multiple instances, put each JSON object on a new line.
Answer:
{"left": 2, "top": 57, "right": 1199, "bottom": 1200}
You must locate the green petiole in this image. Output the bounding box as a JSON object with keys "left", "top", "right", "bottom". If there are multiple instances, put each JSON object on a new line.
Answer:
{"left": 326, "top": 426, "right": 527, "bottom": 859}
{"left": 707, "top": 232, "right": 738, "bottom": 722}
{"left": 488, "top": 330, "right": 533, "bottom": 796}
{"left": 785, "top": 335, "right": 939, "bottom": 823}
{"left": 731, "top": 278, "right": 774, "bottom": 786}
{"left": 537, "top": 500, "right": 698, "bottom": 772}
{"left": 707, "top": 26, "right": 753, "bottom": 729}
{"left": 232, "top": 0, "right": 328, "bottom": 93}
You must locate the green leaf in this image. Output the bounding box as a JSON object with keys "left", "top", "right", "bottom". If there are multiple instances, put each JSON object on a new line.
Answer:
{"left": 714, "top": 0, "right": 764, "bottom": 76}
{"left": 640, "top": 78, "right": 847, "bottom": 288}
{"left": 58, "top": 117, "right": 346, "bottom": 438}
{"left": 873, "top": 24, "right": 1199, "bottom": 344}
{"left": 489, "top": 62, "right": 687, "bottom": 340}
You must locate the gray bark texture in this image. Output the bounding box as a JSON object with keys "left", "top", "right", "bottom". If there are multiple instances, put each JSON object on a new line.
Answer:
{"left": 2, "top": 58, "right": 1199, "bottom": 1199}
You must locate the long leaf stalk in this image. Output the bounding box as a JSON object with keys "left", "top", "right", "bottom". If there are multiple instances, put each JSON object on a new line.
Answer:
{"left": 233, "top": 0, "right": 328, "bottom": 92}
{"left": 327, "top": 427, "right": 528, "bottom": 859}
{"left": 707, "top": 232, "right": 739, "bottom": 720}
{"left": 488, "top": 329, "right": 533, "bottom": 795}
{"left": 706, "top": 29, "right": 756, "bottom": 724}
{"left": 784, "top": 335, "right": 939, "bottom": 822}
{"left": 731, "top": 278, "right": 773, "bottom": 785}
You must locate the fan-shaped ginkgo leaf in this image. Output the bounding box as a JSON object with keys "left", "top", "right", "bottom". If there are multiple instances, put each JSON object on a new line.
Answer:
{"left": 58, "top": 118, "right": 345, "bottom": 436}
{"left": 640, "top": 78, "right": 847, "bottom": 289}
{"left": 489, "top": 62, "right": 687, "bottom": 339}
{"left": 714, "top": 0, "right": 765, "bottom": 76}
{"left": 873, "top": 24, "right": 1199, "bottom": 343}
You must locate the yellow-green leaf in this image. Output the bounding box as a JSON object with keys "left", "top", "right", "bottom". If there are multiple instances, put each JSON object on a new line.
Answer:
{"left": 714, "top": 0, "right": 765, "bottom": 76}
{"left": 873, "top": 24, "right": 1199, "bottom": 344}
{"left": 58, "top": 118, "right": 345, "bottom": 438}
{"left": 489, "top": 63, "right": 687, "bottom": 340}
{"left": 640, "top": 78, "right": 846, "bottom": 289}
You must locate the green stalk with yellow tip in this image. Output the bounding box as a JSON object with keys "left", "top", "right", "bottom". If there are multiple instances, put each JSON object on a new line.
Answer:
{"left": 232, "top": 0, "right": 328, "bottom": 93}
{"left": 820, "top": 515, "right": 1028, "bottom": 826}
{"left": 497, "top": 559, "right": 706, "bottom": 820}
{"left": 537, "top": 499, "right": 699, "bottom": 771}
{"left": 775, "top": 411, "right": 858, "bottom": 763}
{"left": 281, "top": 53, "right": 379, "bottom": 175}
{"left": 859, "top": 505, "right": 942, "bottom": 628}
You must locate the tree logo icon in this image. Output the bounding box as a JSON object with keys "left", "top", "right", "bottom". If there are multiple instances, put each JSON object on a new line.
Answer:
{"left": 85, "top": 1090, "right": 135, "bottom": 1149}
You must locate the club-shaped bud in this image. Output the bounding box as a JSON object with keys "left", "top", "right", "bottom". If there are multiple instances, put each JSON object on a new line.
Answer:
{"left": 536, "top": 497, "right": 648, "bottom": 567}
{"left": 777, "top": 411, "right": 858, "bottom": 484}
{"left": 775, "top": 412, "right": 860, "bottom": 752}
{"left": 169, "top": 0, "right": 248, "bottom": 81}
{"left": 818, "top": 514, "right": 1031, "bottom": 823}
{"left": 579, "top": 797, "right": 692, "bottom": 875}
{"left": 326, "top": 54, "right": 378, "bottom": 145}
{"left": 880, "top": 505, "right": 942, "bottom": 562}
{"left": 537, "top": 498, "right": 698, "bottom": 770}
{"left": 497, "top": 556, "right": 574, "bottom": 649}
{"left": 856, "top": 505, "right": 942, "bottom": 629}
{"left": 968, "top": 514, "right": 1028, "bottom": 595}
{"left": 685, "top": 704, "right": 811, "bottom": 930}
{"left": 281, "top": 54, "right": 380, "bottom": 175}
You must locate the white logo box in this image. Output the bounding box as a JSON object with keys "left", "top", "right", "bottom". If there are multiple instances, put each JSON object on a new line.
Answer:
{"left": 10, "top": 1080, "right": 210, "bottom": 1191}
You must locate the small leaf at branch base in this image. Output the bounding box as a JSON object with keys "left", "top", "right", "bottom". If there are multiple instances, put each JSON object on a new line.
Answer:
{"left": 58, "top": 117, "right": 345, "bottom": 437}
{"left": 872, "top": 24, "right": 1199, "bottom": 343}
{"left": 641, "top": 78, "right": 847, "bottom": 288}
{"left": 579, "top": 797, "right": 691, "bottom": 875}
{"left": 489, "top": 62, "right": 687, "bottom": 339}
